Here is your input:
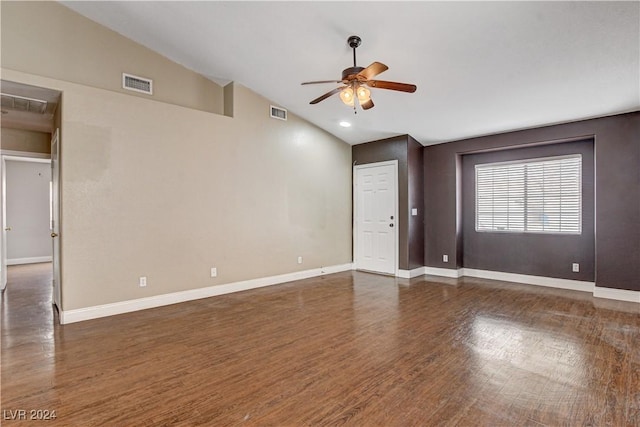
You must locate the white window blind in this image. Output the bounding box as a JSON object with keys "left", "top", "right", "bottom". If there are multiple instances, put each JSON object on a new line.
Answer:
{"left": 476, "top": 155, "right": 582, "bottom": 234}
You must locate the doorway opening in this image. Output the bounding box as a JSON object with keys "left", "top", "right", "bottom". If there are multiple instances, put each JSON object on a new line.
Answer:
{"left": 1, "top": 80, "right": 62, "bottom": 321}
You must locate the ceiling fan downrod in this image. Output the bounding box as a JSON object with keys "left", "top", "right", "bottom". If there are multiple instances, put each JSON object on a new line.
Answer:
{"left": 348, "top": 35, "right": 361, "bottom": 68}
{"left": 347, "top": 36, "right": 362, "bottom": 114}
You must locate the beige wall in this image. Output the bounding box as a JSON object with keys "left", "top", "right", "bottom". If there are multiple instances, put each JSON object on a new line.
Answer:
{"left": 2, "top": 1, "right": 352, "bottom": 312}
{"left": 2, "top": 69, "right": 352, "bottom": 311}
{"left": 1, "top": 128, "right": 51, "bottom": 154}
{"left": 1, "top": 1, "right": 224, "bottom": 114}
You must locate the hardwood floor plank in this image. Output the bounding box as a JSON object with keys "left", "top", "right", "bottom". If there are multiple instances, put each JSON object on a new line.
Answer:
{"left": 1, "top": 264, "right": 639, "bottom": 425}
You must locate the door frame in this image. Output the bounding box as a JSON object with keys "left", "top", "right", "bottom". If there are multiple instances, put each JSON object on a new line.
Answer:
{"left": 0, "top": 151, "right": 51, "bottom": 291}
{"left": 50, "top": 128, "right": 61, "bottom": 312}
{"left": 353, "top": 160, "right": 399, "bottom": 276}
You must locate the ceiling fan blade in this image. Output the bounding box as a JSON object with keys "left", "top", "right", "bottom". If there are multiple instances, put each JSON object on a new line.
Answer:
{"left": 366, "top": 80, "right": 417, "bottom": 93}
{"left": 301, "top": 80, "right": 343, "bottom": 85}
{"left": 357, "top": 62, "right": 388, "bottom": 80}
{"left": 361, "top": 98, "right": 374, "bottom": 110}
{"left": 309, "top": 86, "right": 346, "bottom": 104}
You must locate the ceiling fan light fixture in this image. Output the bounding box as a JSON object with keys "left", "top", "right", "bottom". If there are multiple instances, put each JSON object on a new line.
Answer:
{"left": 339, "top": 87, "right": 355, "bottom": 106}
{"left": 356, "top": 85, "right": 371, "bottom": 103}
{"left": 301, "top": 35, "right": 416, "bottom": 110}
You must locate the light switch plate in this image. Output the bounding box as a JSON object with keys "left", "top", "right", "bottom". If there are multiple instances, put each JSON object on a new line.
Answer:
{"left": 411, "top": 208, "right": 418, "bottom": 216}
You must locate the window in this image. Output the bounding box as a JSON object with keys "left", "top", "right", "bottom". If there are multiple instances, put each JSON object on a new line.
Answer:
{"left": 476, "top": 154, "right": 581, "bottom": 234}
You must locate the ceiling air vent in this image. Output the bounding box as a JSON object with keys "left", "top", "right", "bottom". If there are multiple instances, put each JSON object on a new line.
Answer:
{"left": 0, "top": 93, "right": 48, "bottom": 114}
{"left": 270, "top": 105, "right": 287, "bottom": 121}
{"left": 122, "top": 73, "right": 153, "bottom": 95}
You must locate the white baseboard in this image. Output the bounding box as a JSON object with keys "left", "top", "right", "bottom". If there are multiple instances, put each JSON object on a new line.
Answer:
{"left": 397, "top": 267, "right": 427, "bottom": 278}
{"left": 60, "top": 263, "right": 353, "bottom": 324}
{"left": 420, "top": 265, "right": 638, "bottom": 304}
{"left": 7, "top": 256, "right": 52, "bottom": 266}
{"left": 593, "top": 286, "right": 640, "bottom": 303}
{"left": 461, "top": 268, "right": 595, "bottom": 293}
{"left": 424, "top": 266, "right": 462, "bottom": 278}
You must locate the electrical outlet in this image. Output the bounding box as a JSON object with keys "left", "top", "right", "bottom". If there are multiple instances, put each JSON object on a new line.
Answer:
{"left": 210, "top": 267, "right": 217, "bottom": 278}
{"left": 411, "top": 208, "right": 418, "bottom": 216}
{"left": 443, "top": 254, "right": 449, "bottom": 263}
{"left": 572, "top": 263, "right": 579, "bottom": 273}
{"left": 139, "top": 276, "right": 147, "bottom": 287}
{"left": 297, "top": 256, "right": 303, "bottom": 264}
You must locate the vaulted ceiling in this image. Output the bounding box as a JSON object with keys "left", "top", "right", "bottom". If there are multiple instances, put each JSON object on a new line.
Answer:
{"left": 62, "top": 1, "right": 640, "bottom": 146}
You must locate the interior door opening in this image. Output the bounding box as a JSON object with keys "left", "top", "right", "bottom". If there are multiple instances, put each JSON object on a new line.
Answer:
{"left": 0, "top": 80, "right": 62, "bottom": 323}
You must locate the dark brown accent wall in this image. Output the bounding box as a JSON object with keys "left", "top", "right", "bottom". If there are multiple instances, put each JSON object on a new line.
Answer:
{"left": 352, "top": 135, "right": 425, "bottom": 271}
{"left": 408, "top": 136, "right": 425, "bottom": 269}
{"left": 424, "top": 112, "right": 640, "bottom": 292}
{"left": 462, "top": 139, "right": 595, "bottom": 281}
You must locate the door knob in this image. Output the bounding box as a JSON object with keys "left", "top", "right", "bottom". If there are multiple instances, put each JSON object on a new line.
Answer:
{"left": 51, "top": 232, "right": 59, "bottom": 238}
{"left": 4, "top": 227, "right": 11, "bottom": 231}
{"left": 389, "top": 223, "right": 394, "bottom": 228}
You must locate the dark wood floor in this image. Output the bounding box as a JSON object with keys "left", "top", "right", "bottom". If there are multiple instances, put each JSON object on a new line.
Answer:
{"left": 1, "top": 263, "right": 639, "bottom": 426}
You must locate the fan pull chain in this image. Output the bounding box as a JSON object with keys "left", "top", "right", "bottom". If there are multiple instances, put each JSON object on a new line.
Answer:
{"left": 353, "top": 81, "right": 358, "bottom": 114}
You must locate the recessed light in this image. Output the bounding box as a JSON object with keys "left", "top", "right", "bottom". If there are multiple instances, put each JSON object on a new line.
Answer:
{"left": 339, "top": 121, "right": 351, "bottom": 128}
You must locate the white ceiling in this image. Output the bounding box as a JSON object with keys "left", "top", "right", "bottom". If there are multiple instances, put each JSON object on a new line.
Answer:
{"left": 61, "top": 1, "right": 639, "bottom": 146}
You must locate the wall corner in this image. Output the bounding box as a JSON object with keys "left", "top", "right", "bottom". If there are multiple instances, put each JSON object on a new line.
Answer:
{"left": 223, "top": 82, "right": 234, "bottom": 118}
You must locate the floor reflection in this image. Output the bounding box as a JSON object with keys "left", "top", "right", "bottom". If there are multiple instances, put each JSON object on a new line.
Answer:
{"left": 471, "top": 315, "right": 587, "bottom": 401}
{"left": 352, "top": 272, "right": 400, "bottom": 363}
{"left": 1, "top": 263, "right": 58, "bottom": 409}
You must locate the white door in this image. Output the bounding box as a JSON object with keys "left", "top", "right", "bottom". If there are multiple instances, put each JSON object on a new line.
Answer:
{"left": 51, "top": 129, "right": 61, "bottom": 310}
{"left": 1, "top": 157, "right": 7, "bottom": 290}
{"left": 354, "top": 161, "right": 398, "bottom": 275}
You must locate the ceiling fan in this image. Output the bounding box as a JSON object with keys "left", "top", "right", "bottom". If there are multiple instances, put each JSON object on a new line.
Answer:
{"left": 302, "top": 35, "right": 417, "bottom": 111}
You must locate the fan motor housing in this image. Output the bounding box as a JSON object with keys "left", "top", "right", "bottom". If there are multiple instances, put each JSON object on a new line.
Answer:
{"left": 342, "top": 66, "right": 365, "bottom": 81}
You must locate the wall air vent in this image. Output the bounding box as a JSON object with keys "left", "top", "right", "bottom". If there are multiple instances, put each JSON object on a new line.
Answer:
{"left": 270, "top": 105, "right": 287, "bottom": 121}
{"left": 122, "top": 73, "right": 153, "bottom": 95}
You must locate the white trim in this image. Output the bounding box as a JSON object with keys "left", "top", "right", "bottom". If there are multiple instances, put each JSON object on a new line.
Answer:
{"left": 420, "top": 266, "right": 638, "bottom": 303}
{"left": 7, "top": 256, "right": 52, "bottom": 265}
{"left": 0, "top": 150, "right": 50, "bottom": 159}
{"left": 59, "top": 263, "right": 353, "bottom": 324}
{"left": 424, "top": 266, "right": 463, "bottom": 278}
{"left": 593, "top": 286, "right": 640, "bottom": 303}
{"left": 397, "top": 267, "right": 427, "bottom": 278}
{"left": 354, "top": 160, "right": 399, "bottom": 168}
{"left": 475, "top": 153, "right": 582, "bottom": 169}
{"left": 1, "top": 157, "right": 4, "bottom": 291}
{"left": 3, "top": 155, "right": 51, "bottom": 164}
{"left": 461, "top": 268, "right": 594, "bottom": 293}
{"left": 353, "top": 160, "right": 399, "bottom": 276}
